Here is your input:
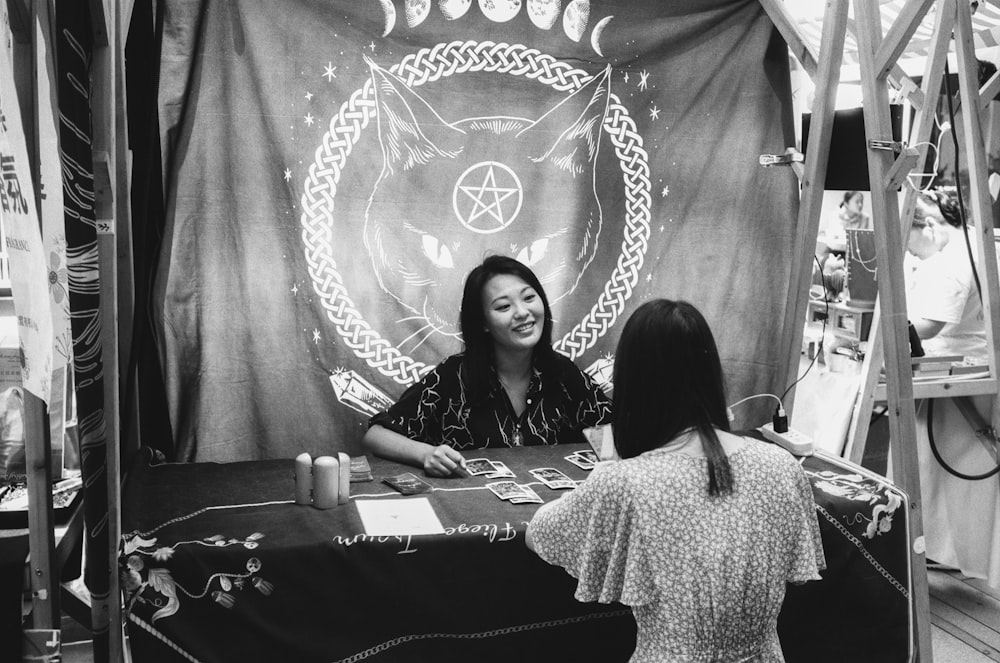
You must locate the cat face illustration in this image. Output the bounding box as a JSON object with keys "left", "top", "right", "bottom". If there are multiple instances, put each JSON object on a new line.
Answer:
{"left": 364, "top": 60, "right": 611, "bottom": 339}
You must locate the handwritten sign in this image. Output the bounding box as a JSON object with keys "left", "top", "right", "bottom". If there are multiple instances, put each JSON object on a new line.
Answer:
{"left": 333, "top": 520, "right": 523, "bottom": 555}
{"left": 0, "top": 33, "right": 52, "bottom": 403}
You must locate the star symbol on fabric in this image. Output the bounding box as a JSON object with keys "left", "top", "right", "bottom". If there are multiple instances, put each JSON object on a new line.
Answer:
{"left": 638, "top": 70, "right": 650, "bottom": 91}
{"left": 661, "top": 185, "right": 669, "bottom": 197}
{"left": 623, "top": 72, "right": 630, "bottom": 83}
{"left": 649, "top": 105, "right": 660, "bottom": 120}
{"left": 284, "top": 168, "right": 292, "bottom": 182}
{"left": 312, "top": 329, "right": 321, "bottom": 344}
{"left": 304, "top": 91, "right": 313, "bottom": 101}
{"left": 291, "top": 284, "right": 299, "bottom": 294}
{"left": 323, "top": 63, "right": 337, "bottom": 81}
{"left": 304, "top": 113, "right": 315, "bottom": 126}
{"left": 646, "top": 273, "right": 652, "bottom": 282}
{"left": 369, "top": 42, "right": 376, "bottom": 52}
{"left": 454, "top": 162, "right": 522, "bottom": 233}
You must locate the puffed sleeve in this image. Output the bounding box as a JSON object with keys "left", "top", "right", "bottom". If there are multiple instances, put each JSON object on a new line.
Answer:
{"left": 783, "top": 457, "right": 826, "bottom": 583}
{"left": 368, "top": 361, "right": 449, "bottom": 443}
{"left": 528, "top": 463, "right": 657, "bottom": 606}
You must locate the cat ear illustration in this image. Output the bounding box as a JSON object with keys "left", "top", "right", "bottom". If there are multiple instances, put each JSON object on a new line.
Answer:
{"left": 521, "top": 65, "right": 611, "bottom": 176}
{"left": 365, "top": 57, "right": 465, "bottom": 174}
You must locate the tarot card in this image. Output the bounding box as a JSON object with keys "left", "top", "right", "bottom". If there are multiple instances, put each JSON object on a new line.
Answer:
{"left": 574, "top": 450, "right": 600, "bottom": 465}
{"left": 382, "top": 472, "right": 433, "bottom": 495}
{"left": 509, "top": 484, "right": 544, "bottom": 504}
{"left": 465, "top": 458, "right": 499, "bottom": 476}
{"left": 486, "top": 480, "right": 530, "bottom": 501}
{"left": 530, "top": 467, "right": 577, "bottom": 490}
{"left": 565, "top": 454, "right": 595, "bottom": 470}
{"left": 484, "top": 460, "right": 516, "bottom": 479}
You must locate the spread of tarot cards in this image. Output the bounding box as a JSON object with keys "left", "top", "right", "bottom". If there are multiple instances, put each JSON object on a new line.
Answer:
{"left": 485, "top": 480, "right": 544, "bottom": 504}
{"left": 464, "top": 458, "right": 516, "bottom": 479}
{"left": 529, "top": 467, "right": 577, "bottom": 490}
{"left": 564, "top": 450, "right": 599, "bottom": 470}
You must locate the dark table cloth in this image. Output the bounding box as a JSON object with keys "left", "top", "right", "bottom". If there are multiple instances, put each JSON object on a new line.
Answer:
{"left": 120, "top": 441, "right": 911, "bottom": 663}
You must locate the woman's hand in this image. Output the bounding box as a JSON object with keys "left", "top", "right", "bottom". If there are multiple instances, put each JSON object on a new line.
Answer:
{"left": 423, "top": 445, "right": 467, "bottom": 477}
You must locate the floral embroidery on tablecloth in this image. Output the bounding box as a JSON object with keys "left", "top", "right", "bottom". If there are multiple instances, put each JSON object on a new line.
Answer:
{"left": 120, "top": 530, "right": 272, "bottom": 622}
{"left": 806, "top": 470, "right": 903, "bottom": 539}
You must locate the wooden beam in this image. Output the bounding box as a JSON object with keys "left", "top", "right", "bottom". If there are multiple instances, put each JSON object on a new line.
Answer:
{"left": 778, "top": 0, "right": 848, "bottom": 412}
{"left": 955, "top": 0, "right": 1000, "bottom": 431}
{"left": 874, "top": 0, "right": 937, "bottom": 79}
{"left": 845, "top": 0, "right": 954, "bottom": 464}
{"left": 890, "top": 66, "right": 926, "bottom": 110}
{"left": 24, "top": 392, "right": 58, "bottom": 627}
{"left": 979, "top": 69, "right": 1000, "bottom": 112}
{"left": 883, "top": 146, "right": 920, "bottom": 190}
{"left": 853, "top": 1, "right": 933, "bottom": 660}
{"left": 759, "top": 0, "right": 820, "bottom": 78}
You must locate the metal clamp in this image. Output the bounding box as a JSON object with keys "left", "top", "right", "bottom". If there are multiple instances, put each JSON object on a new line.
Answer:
{"left": 868, "top": 139, "right": 906, "bottom": 153}
{"left": 759, "top": 152, "right": 804, "bottom": 167}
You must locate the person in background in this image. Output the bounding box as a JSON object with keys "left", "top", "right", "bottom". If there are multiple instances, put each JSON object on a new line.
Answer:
{"left": 363, "top": 255, "right": 611, "bottom": 477}
{"left": 837, "top": 190, "right": 872, "bottom": 233}
{"left": 526, "top": 299, "right": 825, "bottom": 662}
{"left": 906, "top": 189, "right": 986, "bottom": 364}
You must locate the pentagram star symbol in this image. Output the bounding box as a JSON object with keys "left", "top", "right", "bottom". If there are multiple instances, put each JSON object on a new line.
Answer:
{"left": 453, "top": 162, "right": 522, "bottom": 234}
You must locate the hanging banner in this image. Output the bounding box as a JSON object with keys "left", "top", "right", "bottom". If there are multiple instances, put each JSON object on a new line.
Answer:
{"left": 0, "top": 28, "right": 52, "bottom": 405}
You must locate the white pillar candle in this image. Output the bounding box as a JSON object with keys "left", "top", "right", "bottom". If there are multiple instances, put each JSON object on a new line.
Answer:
{"left": 337, "top": 452, "right": 351, "bottom": 505}
{"left": 294, "top": 453, "right": 313, "bottom": 505}
{"left": 312, "top": 455, "right": 340, "bottom": 509}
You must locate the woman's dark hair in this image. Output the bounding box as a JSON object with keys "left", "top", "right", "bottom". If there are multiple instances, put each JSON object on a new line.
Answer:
{"left": 459, "top": 255, "right": 555, "bottom": 399}
{"left": 612, "top": 299, "right": 733, "bottom": 496}
{"left": 840, "top": 190, "right": 861, "bottom": 208}
{"left": 917, "top": 189, "right": 962, "bottom": 228}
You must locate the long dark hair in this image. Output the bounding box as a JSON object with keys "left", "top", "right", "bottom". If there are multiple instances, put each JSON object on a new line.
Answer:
{"left": 612, "top": 299, "right": 733, "bottom": 496}
{"left": 459, "top": 255, "right": 555, "bottom": 399}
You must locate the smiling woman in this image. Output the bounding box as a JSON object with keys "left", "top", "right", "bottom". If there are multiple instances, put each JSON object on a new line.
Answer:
{"left": 362, "top": 255, "right": 612, "bottom": 477}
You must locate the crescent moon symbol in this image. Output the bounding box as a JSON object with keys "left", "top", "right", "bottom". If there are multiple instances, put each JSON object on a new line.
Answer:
{"left": 591, "top": 15, "right": 613, "bottom": 57}
{"left": 378, "top": 0, "right": 397, "bottom": 36}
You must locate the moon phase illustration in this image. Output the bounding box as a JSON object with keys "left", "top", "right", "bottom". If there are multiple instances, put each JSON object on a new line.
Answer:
{"left": 405, "top": 0, "right": 431, "bottom": 27}
{"left": 563, "top": 0, "right": 589, "bottom": 42}
{"left": 479, "top": 0, "right": 522, "bottom": 22}
{"left": 378, "top": 0, "right": 396, "bottom": 36}
{"left": 527, "top": 0, "right": 561, "bottom": 29}
{"left": 591, "top": 15, "right": 612, "bottom": 56}
{"left": 439, "top": 0, "right": 472, "bottom": 20}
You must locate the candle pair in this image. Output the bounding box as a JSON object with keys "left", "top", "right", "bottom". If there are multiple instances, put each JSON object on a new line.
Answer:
{"left": 295, "top": 452, "right": 350, "bottom": 509}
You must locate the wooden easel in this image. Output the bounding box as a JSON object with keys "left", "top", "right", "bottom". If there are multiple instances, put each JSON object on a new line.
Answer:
{"left": 843, "top": 0, "right": 1000, "bottom": 467}
{"left": 754, "top": 1, "right": 1000, "bottom": 661}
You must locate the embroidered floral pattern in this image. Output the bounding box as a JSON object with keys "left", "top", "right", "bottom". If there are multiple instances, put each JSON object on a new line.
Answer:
{"left": 120, "top": 530, "right": 271, "bottom": 622}
{"left": 807, "top": 470, "right": 902, "bottom": 540}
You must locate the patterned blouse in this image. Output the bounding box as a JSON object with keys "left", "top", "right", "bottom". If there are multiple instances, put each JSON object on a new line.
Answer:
{"left": 369, "top": 353, "right": 611, "bottom": 450}
{"left": 528, "top": 438, "right": 826, "bottom": 663}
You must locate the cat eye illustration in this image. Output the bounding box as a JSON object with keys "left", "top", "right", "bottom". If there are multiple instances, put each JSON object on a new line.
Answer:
{"left": 365, "top": 57, "right": 611, "bottom": 338}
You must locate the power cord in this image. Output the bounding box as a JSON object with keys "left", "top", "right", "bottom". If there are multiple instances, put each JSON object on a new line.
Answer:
{"left": 942, "top": 61, "right": 984, "bottom": 305}
{"left": 926, "top": 399, "right": 1000, "bottom": 480}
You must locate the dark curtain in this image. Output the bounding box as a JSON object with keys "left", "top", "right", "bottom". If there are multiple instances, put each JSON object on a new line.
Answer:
{"left": 126, "top": 0, "right": 173, "bottom": 457}
{"left": 155, "top": 0, "right": 799, "bottom": 462}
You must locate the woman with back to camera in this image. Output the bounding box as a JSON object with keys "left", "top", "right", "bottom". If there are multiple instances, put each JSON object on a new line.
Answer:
{"left": 363, "top": 255, "right": 611, "bottom": 477}
{"left": 526, "top": 299, "right": 825, "bottom": 662}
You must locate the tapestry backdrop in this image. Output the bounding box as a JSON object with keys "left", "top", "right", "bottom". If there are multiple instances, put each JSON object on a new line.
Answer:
{"left": 155, "top": 0, "right": 799, "bottom": 462}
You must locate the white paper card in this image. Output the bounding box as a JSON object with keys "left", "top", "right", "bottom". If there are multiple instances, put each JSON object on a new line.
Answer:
{"left": 355, "top": 497, "right": 446, "bottom": 536}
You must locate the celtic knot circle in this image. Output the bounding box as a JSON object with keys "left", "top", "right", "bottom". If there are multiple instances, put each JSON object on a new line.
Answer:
{"left": 300, "top": 41, "right": 652, "bottom": 385}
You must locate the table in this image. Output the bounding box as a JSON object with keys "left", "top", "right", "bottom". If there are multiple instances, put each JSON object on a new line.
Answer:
{"left": 120, "top": 441, "right": 912, "bottom": 663}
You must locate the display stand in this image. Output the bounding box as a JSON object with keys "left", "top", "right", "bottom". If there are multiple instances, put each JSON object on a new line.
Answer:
{"left": 754, "top": 1, "right": 1000, "bottom": 661}
{"left": 15, "top": 0, "right": 130, "bottom": 661}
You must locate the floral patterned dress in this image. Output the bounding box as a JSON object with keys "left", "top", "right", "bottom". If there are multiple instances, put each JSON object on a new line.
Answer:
{"left": 528, "top": 438, "right": 825, "bottom": 662}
